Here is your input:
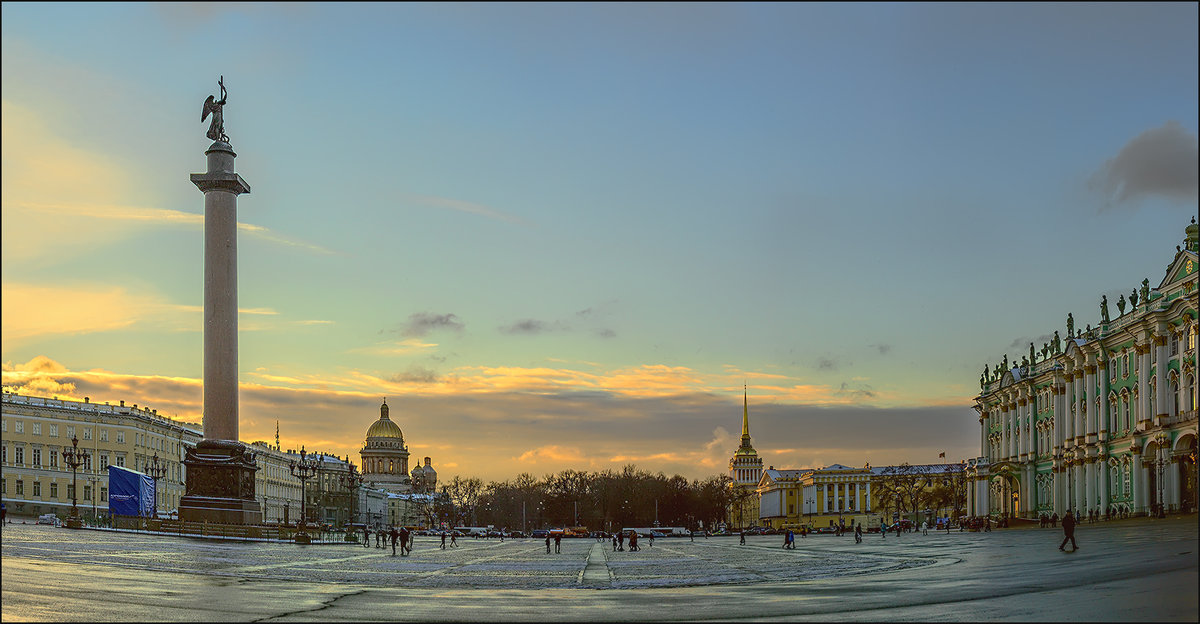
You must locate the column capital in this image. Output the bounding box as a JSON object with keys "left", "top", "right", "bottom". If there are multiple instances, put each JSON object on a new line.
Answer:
{"left": 191, "top": 172, "right": 251, "bottom": 195}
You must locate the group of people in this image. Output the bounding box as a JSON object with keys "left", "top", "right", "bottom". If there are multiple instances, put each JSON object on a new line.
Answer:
{"left": 610, "top": 530, "right": 645, "bottom": 552}
{"left": 361, "top": 525, "right": 414, "bottom": 556}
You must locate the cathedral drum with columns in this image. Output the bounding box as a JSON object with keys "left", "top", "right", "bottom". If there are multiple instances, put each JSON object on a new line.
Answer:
{"left": 970, "top": 220, "right": 1199, "bottom": 520}
{"left": 360, "top": 399, "right": 434, "bottom": 495}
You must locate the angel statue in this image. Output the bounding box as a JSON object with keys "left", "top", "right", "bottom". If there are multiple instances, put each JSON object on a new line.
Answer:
{"left": 201, "top": 76, "right": 229, "bottom": 143}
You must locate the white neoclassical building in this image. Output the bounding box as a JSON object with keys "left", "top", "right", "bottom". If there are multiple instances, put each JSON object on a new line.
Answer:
{"left": 969, "top": 219, "right": 1198, "bottom": 519}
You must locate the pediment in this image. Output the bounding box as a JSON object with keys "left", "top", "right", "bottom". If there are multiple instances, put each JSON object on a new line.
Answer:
{"left": 1160, "top": 250, "right": 1197, "bottom": 290}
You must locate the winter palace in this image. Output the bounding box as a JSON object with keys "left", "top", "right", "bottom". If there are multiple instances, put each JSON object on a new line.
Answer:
{"left": 968, "top": 219, "right": 1198, "bottom": 520}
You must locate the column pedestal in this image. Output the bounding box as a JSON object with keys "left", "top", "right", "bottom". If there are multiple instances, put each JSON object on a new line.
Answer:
{"left": 179, "top": 440, "right": 262, "bottom": 524}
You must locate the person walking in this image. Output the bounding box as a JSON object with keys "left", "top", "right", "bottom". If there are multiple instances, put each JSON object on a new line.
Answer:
{"left": 921, "top": 521, "right": 928, "bottom": 536}
{"left": 612, "top": 533, "right": 619, "bottom": 552}
{"left": 554, "top": 532, "right": 562, "bottom": 554}
{"left": 648, "top": 533, "right": 654, "bottom": 548}
{"left": 629, "top": 531, "right": 638, "bottom": 552}
{"left": 618, "top": 531, "right": 625, "bottom": 551}
{"left": 740, "top": 529, "right": 746, "bottom": 546}
{"left": 440, "top": 532, "right": 447, "bottom": 550}
{"left": 880, "top": 522, "right": 887, "bottom": 539}
{"left": 399, "top": 526, "right": 411, "bottom": 556}
{"left": 690, "top": 530, "right": 694, "bottom": 543}
{"left": 390, "top": 526, "right": 399, "bottom": 556}
{"left": 363, "top": 525, "right": 371, "bottom": 548}
{"left": 1059, "top": 511, "right": 1078, "bottom": 552}
{"left": 545, "top": 534, "right": 552, "bottom": 554}
{"left": 854, "top": 523, "right": 863, "bottom": 544}
{"left": 450, "top": 532, "right": 458, "bottom": 548}
{"left": 1051, "top": 512, "right": 1058, "bottom": 528}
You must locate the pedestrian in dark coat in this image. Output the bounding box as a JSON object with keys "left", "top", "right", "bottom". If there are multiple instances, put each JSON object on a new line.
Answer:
{"left": 399, "top": 526, "right": 411, "bottom": 556}
{"left": 612, "top": 534, "right": 618, "bottom": 551}
{"left": 390, "top": 526, "right": 399, "bottom": 556}
{"left": 554, "top": 532, "right": 562, "bottom": 554}
{"left": 441, "top": 532, "right": 447, "bottom": 549}
{"left": 854, "top": 524, "right": 863, "bottom": 543}
{"left": 740, "top": 530, "right": 746, "bottom": 545}
{"left": 545, "top": 534, "right": 552, "bottom": 553}
{"left": 363, "top": 526, "right": 371, "bottom": 548}
{"left": 1059, "top": 511, "right": 1078, "bottom": 551}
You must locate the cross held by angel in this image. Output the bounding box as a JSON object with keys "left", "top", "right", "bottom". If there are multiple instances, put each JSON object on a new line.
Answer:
{"left": 202, "top": 76, "right": 229, "bottom": 143}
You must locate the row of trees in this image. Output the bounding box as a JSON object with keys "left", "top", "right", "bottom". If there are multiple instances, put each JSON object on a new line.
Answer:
{"left": 423, "top": 465, "right": 744, "bottom": 532}
{"left": 870, "top": 463, "right": 970, "bottom": 521}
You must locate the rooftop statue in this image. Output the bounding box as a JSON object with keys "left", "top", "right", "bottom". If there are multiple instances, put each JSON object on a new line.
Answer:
{"left": 1117, "top": 295, "right": 1126, "bottom": 315}
{"left": 1100, "top": 295, "right": 1109, "bottom": 324}
{"left": 1067, "top": 313, "right": 1074, "bottom": 337}
{"left": 1140, "top": 278, "right": 1150, "bottom": 303}
{"left": 1053, "top": 330, "right": 1060, "bottom": 353}
{"left": 201, "top": 75, "right": 229, "bottom": 143}
{"left": 1030, "top": 342, "right": 1036, "bottom": 365}
{"left": 1130, "top": 289, "right": 1139, "bottom": 310}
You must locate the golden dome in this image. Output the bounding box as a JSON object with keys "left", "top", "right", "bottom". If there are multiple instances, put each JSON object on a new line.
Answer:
{"left": 366, "top": 399, "right": 403, "bottom": 439}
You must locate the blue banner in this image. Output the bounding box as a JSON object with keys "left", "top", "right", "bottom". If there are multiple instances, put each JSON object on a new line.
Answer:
{"left": 108, "top": 465, "right": 155, "bottom": 517}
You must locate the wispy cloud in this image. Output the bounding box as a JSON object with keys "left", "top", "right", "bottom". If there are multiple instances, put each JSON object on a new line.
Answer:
{"left": 348, "top": 339, "right": 438, "bottom": 357}
{"left": 396, "top": 312, "right": 465, "bottom": 337}
{"left": 401, "top": 194, "right": 528, "bottom": 225}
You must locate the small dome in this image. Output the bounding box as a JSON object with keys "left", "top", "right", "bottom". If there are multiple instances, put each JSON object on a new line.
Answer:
{"left": 366, "top": 399, "right": 403, "bottom": 439}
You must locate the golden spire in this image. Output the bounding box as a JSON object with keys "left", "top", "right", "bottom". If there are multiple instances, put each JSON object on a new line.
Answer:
{"left": 741, "top": 382, "right": 751, "bottom": 441}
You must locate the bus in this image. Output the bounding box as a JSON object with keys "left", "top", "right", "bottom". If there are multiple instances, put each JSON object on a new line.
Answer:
{"left": 621, "top": 526, "right": 689, "bottom": 537}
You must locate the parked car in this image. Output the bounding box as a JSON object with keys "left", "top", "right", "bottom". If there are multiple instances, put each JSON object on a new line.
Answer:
{"left": 531, "top": 529, "right": 550, "bottom": 538}
{"left": 36, "top": 513, "right": 60, "bottom": 526}
{"left": 815, "top": 526, "right": 838, "bottom": 534}
{"left": 649, "top": 531, "right": 667, "bottom": 538}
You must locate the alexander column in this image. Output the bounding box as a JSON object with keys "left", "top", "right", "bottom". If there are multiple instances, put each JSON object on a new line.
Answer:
{"left": 179, "top": 76, "right": 262, "bottom": 525}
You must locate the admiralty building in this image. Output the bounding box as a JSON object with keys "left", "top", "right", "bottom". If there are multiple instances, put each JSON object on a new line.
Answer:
{"left": 968, "top": 219, "right": 1198, "bottom": 520}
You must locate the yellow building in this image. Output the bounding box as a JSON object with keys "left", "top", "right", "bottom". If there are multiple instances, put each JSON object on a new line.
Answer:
{"left": 758, "top": 462, "right": 967, "bottom": 529}
{"left": 2, "top": 391, "right": 201, "bottom": 520}
{"left": 728, "top": 387, "right": 763, "bottom": 528}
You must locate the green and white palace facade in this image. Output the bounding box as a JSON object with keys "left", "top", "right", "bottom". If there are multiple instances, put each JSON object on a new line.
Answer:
{"left": 968, "top": 219, "right": 1199, "bottom": 520}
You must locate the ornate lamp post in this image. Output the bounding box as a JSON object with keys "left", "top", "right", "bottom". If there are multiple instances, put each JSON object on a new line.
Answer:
{"left": 289, "top": 446, "right": 320, "bottom": 544}
{"left": 805, "top": 497, "right": 815, "bottom": 528}
{"left": 145, "top": 452, "right": 168, "bottom": 519}
{"left": 338, "top": 462, "right": 363, "bottom": 529}
{"left": 61, "top": 435, "right": 90, "bottom": 529}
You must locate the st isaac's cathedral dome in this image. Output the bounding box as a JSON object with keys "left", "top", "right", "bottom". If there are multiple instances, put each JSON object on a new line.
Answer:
{"left": 360, "top": 399, "right": 411, "bottom": 493}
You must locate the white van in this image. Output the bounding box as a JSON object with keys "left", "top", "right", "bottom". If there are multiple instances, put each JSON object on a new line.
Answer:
{"left": 37, "top": 513, "right": 60, "bottom": 526}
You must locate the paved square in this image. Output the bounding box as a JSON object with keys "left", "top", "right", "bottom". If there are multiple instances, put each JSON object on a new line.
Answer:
{"left": 2, "top": 518, "right": 1196, "bottom": 621}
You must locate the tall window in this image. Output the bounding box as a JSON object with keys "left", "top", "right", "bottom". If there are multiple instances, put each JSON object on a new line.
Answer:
{"left": 49, "top": 424, "right": 58, "bottom": 437}
{"left": 82, "top": 427, "right": 92, "bottom": 440}
{"left": 116, "top": 432, "right": 124, "bottom": 444}
{"left": 100, "top": 429, "right": 108, "bottom": 442}
{"left": 15, "top": 446, "right": 24, "bottom": 465}
{"left": 17, "top": 480, "right": 25, "bottom": 495}
{"left": 32, "top": 448, "right": 41, "bottom": 467}
{"left": 14, "top": 421, "right": 23, "bottom": 434}
{"left": 32, "top": 422, "right": 41, "bottom": 435}
{"left": 32, "top": 481, "right": 41, "bottom": 497}
{"left": 50, "top": 482, "right": 59, "bottom": 499}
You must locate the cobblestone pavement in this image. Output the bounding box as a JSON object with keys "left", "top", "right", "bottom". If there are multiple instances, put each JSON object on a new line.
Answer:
{"left": 2, "top": 517, "right": 1197, "bottom": 621}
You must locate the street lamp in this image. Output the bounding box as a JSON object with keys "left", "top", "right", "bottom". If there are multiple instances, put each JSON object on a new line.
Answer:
{"left": 1154, "top": 453, "right": 1169, "bottom": 519}
{"left": 289, "top": 446, "right": 321, "bottom": 544}
{"left": 145, "top": 452, "right": 167, "bottom": 519}
{"left": 805, "top": 497, "right": 815, "bottom": 528}
{"left": 338, "top": 462, "right": 363, "bottom": 527}
{"left": 61, "top": 435, "right": 90, "bottom": 529}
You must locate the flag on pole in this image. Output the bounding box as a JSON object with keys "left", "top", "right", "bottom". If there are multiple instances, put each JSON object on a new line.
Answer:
{"left": 938, "top": 452, "right": 946, "bottom": 458}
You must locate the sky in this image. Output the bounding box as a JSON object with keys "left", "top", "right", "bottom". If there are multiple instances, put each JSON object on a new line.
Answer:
{"left": 2, "top": 3, "right": 1198, "bottom": 482}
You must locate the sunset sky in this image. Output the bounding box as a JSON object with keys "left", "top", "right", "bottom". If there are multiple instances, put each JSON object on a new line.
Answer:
{"left": 3, "top": 3, "right": 1197, "bottom": 482}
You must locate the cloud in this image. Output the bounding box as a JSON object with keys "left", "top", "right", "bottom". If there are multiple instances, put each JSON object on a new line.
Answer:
{"left": 390, "top": 366, "right": 441, "bottom": 384}
{"left": 499, "top": 319, "right": 567, "bottom": 335}
{"left": 1009, "top": 333, "right": 1054, "bottom": 350}
{"left": 594, "top": 328, "right": 616, "bottom": 339}
{"left": 347, "top": 339, "right": 438, "bottom": 357}
{"left": 816, "top": 357, "right": 840, "bottom": 371}
{"left": 870, "top": 343, "right": 892, "bottom": 355}
{"left": 1, "top": 356, "right": 979, "bottom": 482}
{"left": 401, "top": 194, "right": 527, "bottom": 225}
{"left": 1091, "top": 121, "right": 1199, "bottom": 208}
{"left": 396, "top": 312, "right": 465, "bottom": 337}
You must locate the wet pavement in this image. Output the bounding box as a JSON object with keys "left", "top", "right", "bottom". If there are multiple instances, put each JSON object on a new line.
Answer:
{"left": 2, "top": 518, "right": 1196, "bottom": 621}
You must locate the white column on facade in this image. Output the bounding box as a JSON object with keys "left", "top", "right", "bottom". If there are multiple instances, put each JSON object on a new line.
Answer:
{"left": 979, "top": 412, "right": 988, "bottom": 459}
{"left": 865, "top": 480, "right": 871, "bottom": 512}
{"left": 1074, "top": 370, "right": 1085, "bottom": 445}
{"left": 1130, "top": 448, "right": 1142, "bottom": 514}
{"left": 1154, "top": 330, "right": 1169, "bottom": 425}
{"left": 1085, "top": 362, "right": 1097, "bottom": 441}
{"left": 1098, "top": 361, "right": 1110, "bottom": 443}
{"left": 1138, "top": 342, "right": 1152, "bottom": 428}
{"left": 1009, "top": 400, "right": 1018, "bottom": 460}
